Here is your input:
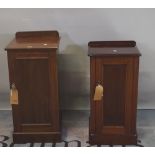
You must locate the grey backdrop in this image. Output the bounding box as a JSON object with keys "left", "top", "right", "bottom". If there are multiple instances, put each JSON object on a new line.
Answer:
{"left": 0, "top": 8, "right": 154, "bottom": 110}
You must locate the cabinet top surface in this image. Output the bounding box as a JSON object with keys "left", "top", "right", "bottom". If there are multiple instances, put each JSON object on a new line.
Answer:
{"left": 88, "top": 41, "right": 141, "bottom": 56}
{"left": 5, "top": 31, "right": 60, "bottom": 50}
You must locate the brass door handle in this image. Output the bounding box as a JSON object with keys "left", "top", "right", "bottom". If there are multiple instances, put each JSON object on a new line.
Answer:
{"left": 93, "top": 83, "right": 103, "bottom": 101}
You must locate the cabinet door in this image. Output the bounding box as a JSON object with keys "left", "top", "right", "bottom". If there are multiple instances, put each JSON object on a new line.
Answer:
{"left": 94, "top": 57, "right": 134, "bottom": 137}
{"left": 8, "top": 51, "right": 59, "bottom": 133}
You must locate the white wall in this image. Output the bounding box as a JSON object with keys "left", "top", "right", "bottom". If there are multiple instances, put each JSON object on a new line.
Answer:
{"left": 0, "top": 8, "right": 155, "bottom": 109}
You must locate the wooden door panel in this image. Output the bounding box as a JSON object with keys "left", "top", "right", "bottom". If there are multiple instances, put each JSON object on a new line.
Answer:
{"left": 103, "top": 64, "right": 126, "bottom": 126}
{"left": 14, "top": 58, "right": 50, "bottom": 124}
{"left": 95, "top": 57, "right": 133, "bottom": 134}
{"left": 10, "top": 52, "right": 58, "bottom": 132}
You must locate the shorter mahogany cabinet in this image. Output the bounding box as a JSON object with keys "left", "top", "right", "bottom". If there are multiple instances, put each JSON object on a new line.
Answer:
{"left": 88, "top": 41, "right": 141, "bottom": 146}
{"left": 5, "top": 31, "right": 61, "bottom": 143}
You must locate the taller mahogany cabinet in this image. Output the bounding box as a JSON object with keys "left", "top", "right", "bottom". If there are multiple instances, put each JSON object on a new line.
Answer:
{"left": 88, "top": 41, "right": 141, "bottom": 146}
{"left": 5, "top": 31, "right": 61, "bottom": 143}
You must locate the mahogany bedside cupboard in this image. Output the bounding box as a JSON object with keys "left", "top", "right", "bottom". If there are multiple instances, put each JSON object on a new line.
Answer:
{"left": 88, "top": 41, "right": 141, "bottom": 146}
{"left": 5, "top": 31, "right": 61, "bottom": 143}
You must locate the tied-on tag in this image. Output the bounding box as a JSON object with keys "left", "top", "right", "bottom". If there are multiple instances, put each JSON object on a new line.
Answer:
{"left": 10, "top": 84, "right": 18, "bottom": 105}
{"left": 93, "top": 84, "right": 103, "bottom": 101}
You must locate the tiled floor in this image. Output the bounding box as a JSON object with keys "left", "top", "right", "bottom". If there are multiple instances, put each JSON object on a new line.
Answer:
{"left": 0, "top": 110, "right": 155, "bottom": 146}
